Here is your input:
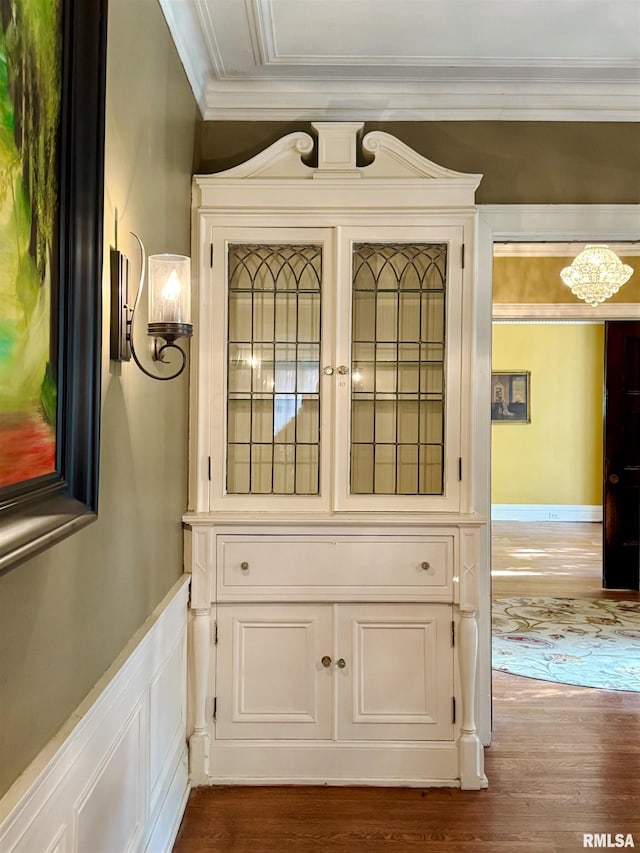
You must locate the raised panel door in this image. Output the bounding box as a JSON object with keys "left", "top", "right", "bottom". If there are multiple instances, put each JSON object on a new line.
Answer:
{"left": 335, "top": 603, "right": 454, "bottom": 741}
{"left": 215, "top": 604, "right": 333, "bottom": 739}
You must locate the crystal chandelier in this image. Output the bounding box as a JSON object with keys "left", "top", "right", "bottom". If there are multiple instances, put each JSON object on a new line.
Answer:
{"left": 560, "top": 245, "right": 633, "bottom": 307}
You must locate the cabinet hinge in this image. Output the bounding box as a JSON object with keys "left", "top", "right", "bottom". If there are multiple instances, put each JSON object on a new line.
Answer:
{"left": 461, "top": 243, "right": 465, "bottom": 270}
{"left": 213, "top": 697, "right": 217, "bottom": 720}
{"left": 458, "top": 457, "right": 462, "bottom": 481}
{"left": 210, "top": 243, "right": 214, "bottom": 268}
{"left": 208, "top": 457, "right": 212, "bottom": 481}
{"left": 452, "top": 697, "right": 456, "bottom": 725}
{"left": 451, "top": 620, "right": 455, "bottom": 647}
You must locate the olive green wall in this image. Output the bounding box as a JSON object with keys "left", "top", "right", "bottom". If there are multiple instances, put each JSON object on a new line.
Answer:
{"left": 492, "top": 324, "right": 604, "bottom": 506}
{"left": 0, "top": 0, "right": 197, "bottom": 797}
{"left": 194, "top": 121, "right": 640, "bottom": 203}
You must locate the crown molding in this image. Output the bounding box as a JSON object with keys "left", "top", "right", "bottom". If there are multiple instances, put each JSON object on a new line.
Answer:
{"left": 158, "top": 0, "right": 212, "bottom": 115}
{"left": 493, "top": 303, "right": 640, "bottom": 321}
{"left": 159, "top": 0, "right": 640, "bottom": 121}
{"left": 493, "top": 242, "right": 640, "bottom": 257}
{"left": 200, "top": 79, "right": 640, "bottom": 122}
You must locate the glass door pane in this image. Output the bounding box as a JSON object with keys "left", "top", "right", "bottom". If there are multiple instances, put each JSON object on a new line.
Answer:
{"left": 227, "top": 245, "right": 322, "bottom": 495}
{"left": 350, "top": 243, "right": 447, "bottom": 496}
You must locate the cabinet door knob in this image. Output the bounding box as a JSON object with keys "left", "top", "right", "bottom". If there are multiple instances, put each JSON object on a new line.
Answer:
{"left": 337, "top": 365, "right": 350, "bottom": 375}
{"left": 421, "top": 561, "right": 430, "bottom": 570}
{"left": 240, "top": 561, "right": 249, "bottom": 571}
{"left": 323, "top": 366, "right": 334, "bottom": 375}
{"left": 336, "top": 658, "right": 346, "bottom": 669}
{"left": 321, "top": 656, "right": 332, "bottom": 668}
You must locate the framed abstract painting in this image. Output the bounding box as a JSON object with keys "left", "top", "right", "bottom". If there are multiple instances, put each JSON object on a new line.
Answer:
{"left": 0, "top": 0, "right": 107, "bottom": 571}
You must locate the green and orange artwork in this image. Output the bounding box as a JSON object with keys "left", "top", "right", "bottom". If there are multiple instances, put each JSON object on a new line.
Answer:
{"left": 0, "top": 0, "right": 61, "bottom": 488}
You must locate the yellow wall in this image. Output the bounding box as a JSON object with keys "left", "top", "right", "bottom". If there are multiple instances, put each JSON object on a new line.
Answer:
{"left": 492, "top": 324, "right": 603, "bottom": 506}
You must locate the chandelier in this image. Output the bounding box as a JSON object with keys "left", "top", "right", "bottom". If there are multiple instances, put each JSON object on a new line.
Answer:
{"left": 560, "top": 245, "right": 633, "bottom": 307}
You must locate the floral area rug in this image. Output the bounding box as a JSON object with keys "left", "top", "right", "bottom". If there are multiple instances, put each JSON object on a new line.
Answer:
{"left": 492, "top": 597, "right": 640, "bottom": 692}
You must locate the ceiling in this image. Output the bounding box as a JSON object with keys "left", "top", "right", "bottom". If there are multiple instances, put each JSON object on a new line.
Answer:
{"left": 159, "top": 0, "right": 640, "bottom": 121}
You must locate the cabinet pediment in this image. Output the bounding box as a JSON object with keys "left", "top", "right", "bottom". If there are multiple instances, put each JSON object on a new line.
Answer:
{"left": 208, "top": 131, "right": 316, "bottom": 180}
{"left": 194, "top": 122, "right": 482, "bottom": 208}
{"left": 360, "top": 130, "right": 481, "bottom": 187}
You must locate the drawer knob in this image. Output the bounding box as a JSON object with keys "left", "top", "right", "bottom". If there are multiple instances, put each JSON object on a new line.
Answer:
{"left": 323, "top": 366, "right": 334, "bottom": 375}
{"left": 321, "top": 656, "right": 332, "bottom": 668}
{"left": 421, "top": 561, "right": 430, "bottom": 570}
{"left": 240, "top": 561, "right": 249, "bottom": 571}
{"left": 336, "top": 658, "right": 346, "bottom": 669}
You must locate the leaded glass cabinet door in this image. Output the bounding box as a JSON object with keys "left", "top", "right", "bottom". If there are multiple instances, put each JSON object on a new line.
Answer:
{"left": 209, "top": 229, "right": 335, "bottom": 511}
{"left": 334, "top": 228, "right": 463, "bottom": 512}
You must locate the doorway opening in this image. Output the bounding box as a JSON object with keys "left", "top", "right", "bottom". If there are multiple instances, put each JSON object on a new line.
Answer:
{"left": 488, "top": 240, "right": 640, "bottom": 698}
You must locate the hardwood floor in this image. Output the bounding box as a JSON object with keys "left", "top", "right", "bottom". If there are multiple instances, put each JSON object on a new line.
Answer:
{"left": 491, "top": 520, "right": 605, "bottom": 599}
{"left": 173, "top": 522, "right": 640, "bottom": 853}
{"left": 489, "top": 520, "right": 640, "bottom": 602}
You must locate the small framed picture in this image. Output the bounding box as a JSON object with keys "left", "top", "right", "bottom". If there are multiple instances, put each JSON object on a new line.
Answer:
{"left": 491, "top": 372, "right": 530, "bottom": 423}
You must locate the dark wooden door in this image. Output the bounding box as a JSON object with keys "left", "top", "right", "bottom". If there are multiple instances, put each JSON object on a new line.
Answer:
{"left": 604, "top": 321, "right": 640, "bottom": 590}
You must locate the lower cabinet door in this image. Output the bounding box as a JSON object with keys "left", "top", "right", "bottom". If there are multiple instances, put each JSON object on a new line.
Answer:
{"left": 215, "top": 603, "right": 333, "bottom": 740}
{"left": 335, "top": 603, "right": 454, "bottom": 741}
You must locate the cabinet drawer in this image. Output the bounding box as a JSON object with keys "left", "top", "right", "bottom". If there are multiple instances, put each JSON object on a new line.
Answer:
{"left": 217, "top": 535, "right": 453, "bottom": 601}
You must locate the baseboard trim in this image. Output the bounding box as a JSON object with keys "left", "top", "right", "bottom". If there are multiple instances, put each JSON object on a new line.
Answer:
{"left": 207, "top": 740, "right": 462, "bottom": 788}
{"left": 0, "top": 576, "right": 190, "bottom": 853}
{"left": 491, "top": 504, "right": 602, "bottom": 522}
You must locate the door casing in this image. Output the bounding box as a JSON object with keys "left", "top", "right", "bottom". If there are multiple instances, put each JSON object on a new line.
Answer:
{"left": 476, "top": 204, "right": 640, "bottom": 746}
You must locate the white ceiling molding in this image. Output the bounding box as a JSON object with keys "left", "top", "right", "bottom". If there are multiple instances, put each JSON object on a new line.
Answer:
{"left": 157, "top": 0, "right": 213, "bottom": 114}
{"left": 159, "top": 0, "right": 640, "bottom": 121}
{"left": 493, "top": 242, "right": 640, "bottom": 257}
{"left": 200, "top": 79, "right": 640, "bottom": 122}
{"left": 493, "top": 303, "right": 640, "bottom": 321}
{"left": 251, "top": 0, "right": 638, "bottom": 71}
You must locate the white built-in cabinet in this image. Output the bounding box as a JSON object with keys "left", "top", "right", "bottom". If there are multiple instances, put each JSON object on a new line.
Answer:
{"left": 184, "top": 123, "right": 488, "bottom": 789}
{"left": 216, "top": 600, "right": 454, "bottom": 742}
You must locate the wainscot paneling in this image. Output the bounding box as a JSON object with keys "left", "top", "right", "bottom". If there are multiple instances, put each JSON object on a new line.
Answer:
{"left": 0, "top": 576, "right": 190, "bottom": 853}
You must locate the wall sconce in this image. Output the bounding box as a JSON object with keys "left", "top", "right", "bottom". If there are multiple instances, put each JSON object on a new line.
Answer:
{"left": 110, "top": 233, "right": 193, "bottom": 380}
{"left": 560, "top": 245, "right": 633, "bottom": 307}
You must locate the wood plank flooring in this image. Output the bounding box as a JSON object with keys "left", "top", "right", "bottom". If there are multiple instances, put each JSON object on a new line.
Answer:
{"left": 173, "top": 522, "right": 640, "bottom": 853}
{"left": 491, "top": 521, "right": 605, "bottom": 599}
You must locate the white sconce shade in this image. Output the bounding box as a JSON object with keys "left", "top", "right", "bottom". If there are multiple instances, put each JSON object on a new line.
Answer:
{"left": 110, "top": 234, "right": 193, "bottom": 380}
{"left": 148, "top": 253, "right": 192, "bottom": 335}
{"left": 560, "top": 245, "right": 633, "bottom": 307}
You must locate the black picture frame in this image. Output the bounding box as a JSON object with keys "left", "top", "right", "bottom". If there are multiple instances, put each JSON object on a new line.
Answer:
{"left": 0, "top": 0, "right": 108, "bottom": 573}
{"left": 491, "top": 371, "right": 531, "bottom": 424}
